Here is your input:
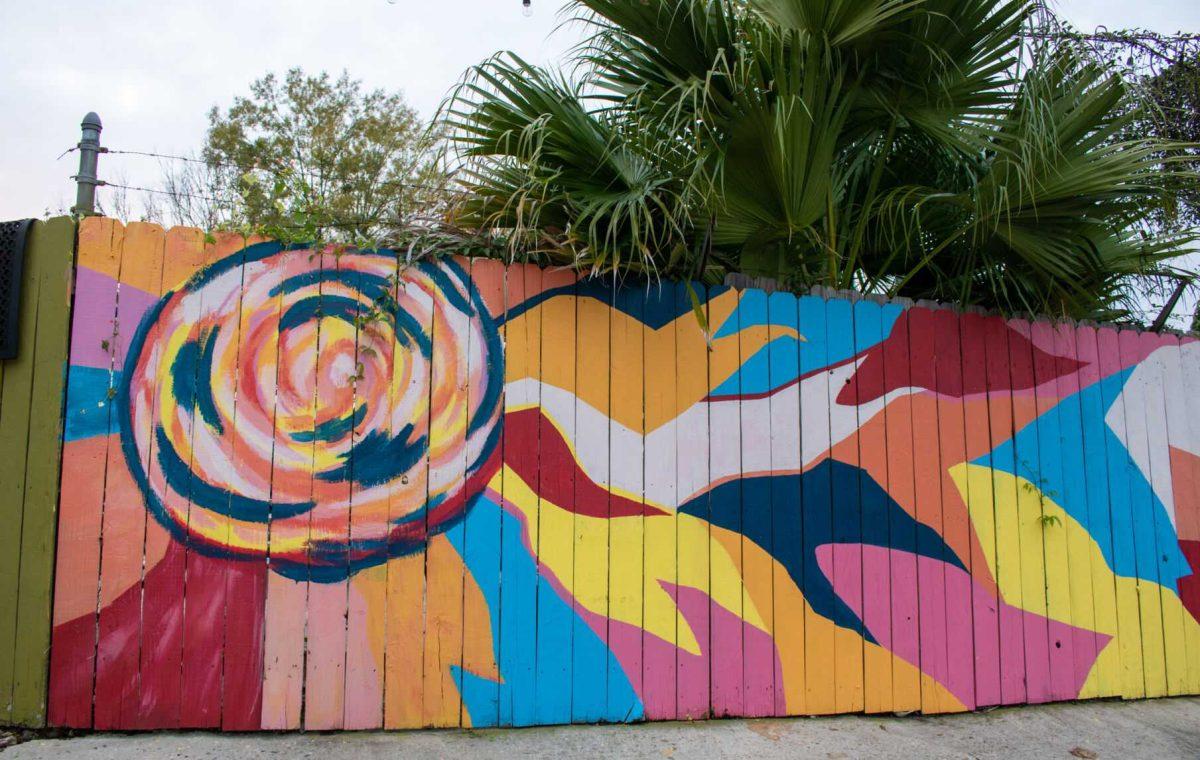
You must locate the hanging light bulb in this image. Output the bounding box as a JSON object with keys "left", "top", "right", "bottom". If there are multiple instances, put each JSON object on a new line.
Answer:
{"left": 522, "top": 0, "right": 533, "bottom": 17}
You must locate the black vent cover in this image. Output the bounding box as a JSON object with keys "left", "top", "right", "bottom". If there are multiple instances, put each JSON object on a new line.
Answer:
{"left": 0, "top": 219, "right": 33, "bottom": 360}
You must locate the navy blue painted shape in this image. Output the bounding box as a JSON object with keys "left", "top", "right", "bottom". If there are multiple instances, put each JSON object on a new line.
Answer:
{"left": 679, "top": 460, "right": 966, "bottom": 642}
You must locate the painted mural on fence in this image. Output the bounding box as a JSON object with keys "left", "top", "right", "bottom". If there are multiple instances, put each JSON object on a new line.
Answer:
{"left": 48, "top": 219, "right": 1200, "bottom": 730}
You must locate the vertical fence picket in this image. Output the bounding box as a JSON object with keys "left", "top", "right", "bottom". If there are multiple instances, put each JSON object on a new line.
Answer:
{"left": 569, "top": 278, "right": 612, "bottom": 723}
{"left": 1096, "top": 326, "right": 1146, "bottom": 699}
{"left": 60, "top": 219, "right": 120, "bottom": 731}
{"left": 883, "top": 304, "right": 922, "bottom": 713}
{"left": 737, "top": 288, "right": 773, "bottom": 717}
{"left": 342, "top": 258, "right": 383, "bottom": 731}
{"left": 496, "top": 265, "right": 527, "bottom": 726}
{"left": 767, "top": 290, "right": 802, "bottom": 716}
{"left": 932, "top": 308, "right": 973, "bottom": 711}
{"left": 0, "top": 219, "right": 71, "bottom": 727}
{"left": 0, "top": 218, "right": 60, "bottom": 726}
{"left": 824, "top": 296, "right": 862, "bottom": 714}
{"left": 958, "top": 311, "right": 1000, "bottom": 709}
{"left": 7, "top": 218, "right": 75, "bottom": 727}
{"left": 910, "top": 306, "right": 948, "bottom": 712}
{"left": 849, "top": 295, "right": 888, "bottom": 710}
{"left": 293, "top": 249, "right": 333, "bottom": 730}
{"left": 981, "top": 314, "right": 1025, "bottom": 706}
{"left": 676, "top": 282, "right": 712, "bottom": 720}
{"left": 1052, "top": 322, "right": 1100, "bottom": 701}
{"left": 1007, "top": 315, "right": 1052, "bottom": 704}
{"left": 1073, "top": 323, "right": 1122, "bottom": 699}
{"left": 797, "top": 293, "right": 833, "bottom": 714}
{"left": 533, "top": 267, "right": 575, "bottom": 726}
{"left": 608, "top": 281, "right": 644, "bottom": 721}
{"left": 461, "top": 257, "right": 506, "bottom": 728}
{"left": 853, "top": 297, "right": 891, "bottom": 714}
{"left": 709, "top": 288, "right": 742, "bottom": 716}
{"left": 1028, "top": 318, "right": 1076, "bottom": 703}
{"left": 642, "top": 283, "right": 677, "bottom": 720}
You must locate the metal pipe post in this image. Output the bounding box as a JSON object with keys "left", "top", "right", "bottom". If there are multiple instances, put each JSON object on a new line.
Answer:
{"left": 72, "top": 112, "right": 103, "bottom": 216}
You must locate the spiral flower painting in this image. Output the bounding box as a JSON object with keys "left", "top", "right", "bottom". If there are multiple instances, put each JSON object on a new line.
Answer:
{"left": 120, "top": 244, "right": 502, "bottom": 579}
{"left": 47, "top": 219, "right": 1200, "bottom": 732}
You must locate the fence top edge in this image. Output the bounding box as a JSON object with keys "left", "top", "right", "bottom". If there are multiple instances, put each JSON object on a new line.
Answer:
{"left": 72, "top": 216, "right": 1200, "bottom": 340}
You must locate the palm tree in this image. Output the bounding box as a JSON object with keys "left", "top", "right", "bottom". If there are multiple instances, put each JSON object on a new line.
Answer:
{"left": 440, "top": 0, "right": 1196, "bottom": 320}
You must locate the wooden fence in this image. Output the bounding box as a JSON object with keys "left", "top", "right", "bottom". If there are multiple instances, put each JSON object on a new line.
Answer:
{"left": 4, "top": 216, "right": 1200, "bottom": 729}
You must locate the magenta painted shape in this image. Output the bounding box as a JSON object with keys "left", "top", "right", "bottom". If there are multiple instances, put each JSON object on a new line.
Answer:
{"left": 563, "top": 578, "right": 783, "bottom": 720}
{"left": 816, "top": 544, "right": 1110, "bottom": 709}
{"left": 70, "top": 266, "right": 160, "bottom": 369}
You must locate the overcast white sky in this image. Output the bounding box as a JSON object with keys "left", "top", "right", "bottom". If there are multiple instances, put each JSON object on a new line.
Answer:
{"left": 2, "top": 1, "right": 1199, "bottom": 316}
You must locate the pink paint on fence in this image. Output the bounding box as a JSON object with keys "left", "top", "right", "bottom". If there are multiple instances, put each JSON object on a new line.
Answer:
{"left": 817, "top": 544, "right": 1111, "bottom": 709}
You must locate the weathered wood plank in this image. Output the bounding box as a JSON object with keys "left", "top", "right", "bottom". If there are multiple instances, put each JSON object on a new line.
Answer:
{"left": 885, "top": 305, "right": 923, "bottom": 713}
{"left": 767, "top": 290, "right": 803, "bottom": 716}
{"left": 797, "top": 293, "right": 833, "bottom": 714}
{"left": 676, "top": 282, "right": 712, "bottom": 720}
{"left": 709, "top": 289, "right": 743, "bottom": 716}
{"left": 643, "top": 283, "right": 677, "bottom": 720}
{"left": 608, "top": 282, "right": 644, "bottom": 720}
{"left": 3, "top": 218, "right": 75, "bottom": 727}
{"left": 571, "top": 278, "right": 612, "bottom": 724}
{"left": 1117, "top": 329, "right": 1167, "bottom": 698}
{"left": 959, "top": 311, "right": 1001, "bottom": 709}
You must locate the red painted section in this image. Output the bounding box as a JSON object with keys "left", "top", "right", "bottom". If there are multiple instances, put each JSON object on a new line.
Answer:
{"left": 49, "top": 540, "right": 266, "bottom": 730}
{"left": 135, "top": 541, "right": 185, "bottom": 728}
{"left": 503, "top": 407, "right": 667, "bottom": 517}
{"left": 1180, "top": 540, "right": 1200, "bottom": 626}
{"left": 841, "top": 308, "right": 1084, "bottom": 405}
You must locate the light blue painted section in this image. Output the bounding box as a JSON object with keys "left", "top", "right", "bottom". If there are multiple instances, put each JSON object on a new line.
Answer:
{"left": 64, "top": 365, "right": 119, "bottom": 442}
{"left": 853, "top": 300, "right": 885, "bottom": 352}
{"left": 448, "top": 495, "right": 643, "bottom": 727}
{"left": 710, "top": 337, "right": 797, "bottom": 398}
{"left": 1077, "top": 361, "right": 1118, "bottom": 596}
{"left": 798, "top": 294, "right": 829, "bottom": 374}
{"left": 710, "top": 295, "right": 900, "bottom": 399}
{"left": 457, "top": 491, "right": 502, "bottom": 726}
{"left": 974, "top": 370, "right": 1189, "bottom": 588}
{"left": 824, "top": 297, "right": 856, "bottom": 373}
{"left": 713, "top": 290, "right": 770, "bottom": 338}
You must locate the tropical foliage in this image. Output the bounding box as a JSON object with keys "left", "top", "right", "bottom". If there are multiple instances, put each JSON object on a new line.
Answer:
{"left": 441, "top": 0, "right": 1198, "bottom": 320}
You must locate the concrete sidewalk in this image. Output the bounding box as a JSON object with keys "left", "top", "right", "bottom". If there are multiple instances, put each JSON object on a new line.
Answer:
{"left": 4, "top": 697, "right": 1198, "bottom": 759}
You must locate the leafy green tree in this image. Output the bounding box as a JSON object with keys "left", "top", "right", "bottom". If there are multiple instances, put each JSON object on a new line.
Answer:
{"left": 442, "top": 0, "right": 1198, "bottom": 320}
{"left": 164, "top": 68, "right": 444, "bottom": 243}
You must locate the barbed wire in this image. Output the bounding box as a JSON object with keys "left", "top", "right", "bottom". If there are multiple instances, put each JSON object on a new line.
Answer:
{"left": 100, "top": 181, "right": 456, "bottom": 231}
{"left": 101, "top": 180, "right": 231, "bottom": 205}
{"left": 71, "top": 143, "right": 462, "bottom": 233}
{"left": 94, "top": 146, "right": 450, "bottom": 193}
